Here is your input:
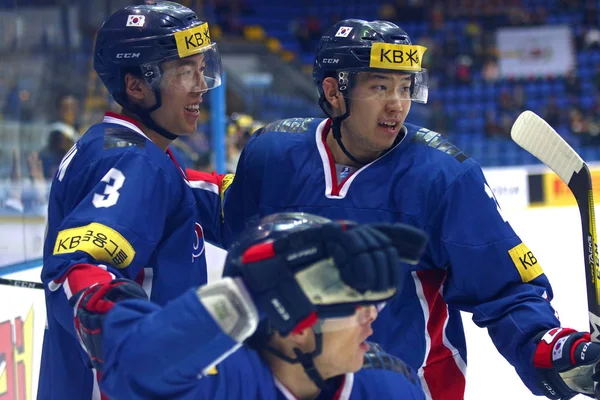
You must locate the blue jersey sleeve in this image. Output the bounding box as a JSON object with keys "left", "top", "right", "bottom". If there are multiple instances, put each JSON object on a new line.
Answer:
{"left": 222, "top": 136, "right": 262, "bottom": 247}
{"left": 101, "top": 289, "right": 258, "bottom": 399}
{"left": 426, "top": 164, "right": 560, "bottom": 394}
{"left": 42, "top": 149, "right": 181, "bottom": 339}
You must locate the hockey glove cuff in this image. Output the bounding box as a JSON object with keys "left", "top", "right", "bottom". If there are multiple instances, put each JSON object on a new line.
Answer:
{"left": 534, "top": 327, "right": 600, "bottom": 399}
{"left": 71, "top": 279, "right": 148, "bottom": 372}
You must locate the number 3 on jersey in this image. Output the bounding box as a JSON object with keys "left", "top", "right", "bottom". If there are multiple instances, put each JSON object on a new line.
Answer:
{"left": 93, "top": 168, "right": 125, "bottom": 208}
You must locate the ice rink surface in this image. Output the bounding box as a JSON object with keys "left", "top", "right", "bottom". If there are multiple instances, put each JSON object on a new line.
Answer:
{"left": 3, "top": 206, "right": 595, "bottom": 399}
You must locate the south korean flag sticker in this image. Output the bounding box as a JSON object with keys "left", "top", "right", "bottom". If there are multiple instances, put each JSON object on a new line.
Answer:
{"left": 126, "top": 15, "right": 146, "bottom": 27}
{"left": 335, "top": 26, "right": 353, "bottom": 37}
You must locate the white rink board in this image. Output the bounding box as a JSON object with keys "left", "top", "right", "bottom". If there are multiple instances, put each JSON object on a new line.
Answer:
{"left": 0, "top": 209, "right": 594, "bottom": 399}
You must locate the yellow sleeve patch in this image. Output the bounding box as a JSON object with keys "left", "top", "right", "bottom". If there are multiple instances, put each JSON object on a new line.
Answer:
{"left": 220, "top": 174, "right": 235, "bottom": 220}
{"left": 53, "top": 222, "right": 135, "bottom": 268}
{"left": 205, "top": 366, "right": 218, "bottom": 375}
{"left": 508, "top": 243, "right": 543, "bottom": 282}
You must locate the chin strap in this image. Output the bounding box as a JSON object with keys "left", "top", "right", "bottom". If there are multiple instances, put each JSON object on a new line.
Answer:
{"left": 319, "top": 96, "right": 365, "bottom": 166}
{"left": 131, "top": 89, "right": 179, "bottom": 140}
{"left": 257, "top": 323, "right": 328, "bottom": 389}
{"left": 319, "top": 97, "right": 404, "bottom": 167}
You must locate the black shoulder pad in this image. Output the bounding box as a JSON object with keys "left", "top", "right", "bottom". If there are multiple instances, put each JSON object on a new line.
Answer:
{"left": 103, "top": 127, "right": 147, "bottom": 149}
{"left": 362, "top": 342, "right": 418, "bottom": 384}
{"left": 411, "top": 127, "right": 468, "bottom": 162}
{"left": 256, "top": 118, "right": 316, "bottom": 136}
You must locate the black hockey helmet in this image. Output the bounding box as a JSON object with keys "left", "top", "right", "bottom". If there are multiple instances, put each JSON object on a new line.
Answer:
{"left": 94, "top": 1, "right": 222, "bottom": 140}
{"left": 313, "top": 19, "right": 428, "bottom": 164}
{"left": 223, "top": 212, "right": 345, "bottom": 389}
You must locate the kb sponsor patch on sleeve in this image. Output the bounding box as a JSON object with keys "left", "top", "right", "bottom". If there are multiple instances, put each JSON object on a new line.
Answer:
{"left": 508, "top": 242, "right": 543, "bottom": 282}
{"left": 53, "top": 223, "right": 136, "bottom": 268}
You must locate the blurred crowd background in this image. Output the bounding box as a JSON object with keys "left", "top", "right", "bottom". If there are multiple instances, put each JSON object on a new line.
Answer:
{"left": 0, "top": 0, "right": 599, "bottom": 218}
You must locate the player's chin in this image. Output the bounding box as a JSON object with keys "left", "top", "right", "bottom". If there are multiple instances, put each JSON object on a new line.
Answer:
{"left": 348, "top": 350, "right": 367, "bottom": 372}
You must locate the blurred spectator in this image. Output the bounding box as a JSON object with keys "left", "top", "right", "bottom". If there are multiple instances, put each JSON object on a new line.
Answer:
{"left": 498, "top": 89, "right": 515, "bottom": 114}
{"left": 37, "top": 122, "right": 78, "bottom": 179}
{"left": 584, "top": 27, "right": 600, "bottom": 50}
{"left": 542, "top": 97, "right": 563, "bottom": 128}
{"left": 54, "top": 93, "right": 81, "bottom": 132}
{"left": 482, "top": 58, "right": 500, "bottom": 83}
{"left": 484, "top": 111, "right": 503, "bottom": 137}
{"left": 594, "top": 65, "right": 600, "bottom": 92}
{"left": 1, "top": 149, "right": 24, "bottom": 214}
{"left": 565, "top": 70, "right": 581, "bottom": 97}
{"left": 378, "top": 3, "right": 397, "bottom": 20}
{"left": 569, "top": 108, "right": 592, "bottom": 144}
{"left": 428, "top": 100, "right": 454, "bottom": 134}
{"left": 454, "top": 55, "right": 473, "bottom": 85}
{"left": 513, "top": 85, "right": 526, "bottom": 111}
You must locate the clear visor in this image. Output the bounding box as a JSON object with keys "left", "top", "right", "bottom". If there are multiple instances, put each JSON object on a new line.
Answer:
{"left": 340, "top": 70, "right": 428, "bottom": 104}
{"left": 319, "top": 304, "right": 380, "bottom": 332}
{"left": 141, "top": 42, "right": 222, "bottom": 94}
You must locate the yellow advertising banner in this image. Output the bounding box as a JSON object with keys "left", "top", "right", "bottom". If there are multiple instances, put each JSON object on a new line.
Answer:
{"left": 542, "top": 168, "right": 600, "bottom": 207}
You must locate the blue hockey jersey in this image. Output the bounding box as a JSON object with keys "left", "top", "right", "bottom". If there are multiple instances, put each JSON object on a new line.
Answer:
{"left": 99, "top": 287, "right": 426, "bottom": 400}
{"left": 220, "top": 117, "right": 561, "bottom": 400}
{"left": 37, "top": 112, "right": 219, "bottom": 400}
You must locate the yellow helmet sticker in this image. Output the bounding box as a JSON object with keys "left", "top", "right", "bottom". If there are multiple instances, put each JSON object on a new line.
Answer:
{"left": 369, "top": 43, "right": 427, "bottom": 72}
{"left": 174, "top": 22, "right": 212, "bottom": 58}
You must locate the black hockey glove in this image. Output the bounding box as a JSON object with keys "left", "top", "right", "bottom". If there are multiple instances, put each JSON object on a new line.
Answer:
{"left": 71, "top": 279, "right": 148, "bottom": 372}
{"left": 534, "top": 327, "right": 600, "bottom": 399}
{"left": 227, "top": 222, "right": 428, "bottom": 336}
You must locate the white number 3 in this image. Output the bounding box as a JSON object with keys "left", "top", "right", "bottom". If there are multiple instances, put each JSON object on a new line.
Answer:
{"left": 484, "top": 183, "right": 508, "bottom": 223}
{"left": 93, "top": 168, "right": 125, "bottom": 208}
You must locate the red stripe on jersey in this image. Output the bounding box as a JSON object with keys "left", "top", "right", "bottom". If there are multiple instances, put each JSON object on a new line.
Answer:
{"left": 104, "top": 112, "right": 142, "bottom": 129}
{"left": 320, "top": 119, "right": 356, "bottom": 197}
{"left": 333, "top": 374, "right": 347, "bottom": 399}
{"left": 417, "top": 269, "right": 465, "bottom": 400}
{"left": 95, "top": 370, "right": 110, "bottom": 400}
{"left": 56, "top": 264, "right": 113, "bottom": 295}
{"left": 185, "top": 169, "right": 226, "bottom": 191}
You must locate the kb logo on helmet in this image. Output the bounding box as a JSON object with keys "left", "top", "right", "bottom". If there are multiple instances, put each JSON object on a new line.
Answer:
{"left": 369, "top": 43, "right": 427, "bottom": 72}
{"left": 175, "top": 22, "right": 212, "bottom": 58}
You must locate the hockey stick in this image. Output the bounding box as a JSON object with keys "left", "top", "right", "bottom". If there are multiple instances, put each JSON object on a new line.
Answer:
{"left": 511, "top": 110, "right": 600, "bottom": 342}
{"left": 0, "top": 277, "right": 44, "bottom": 290}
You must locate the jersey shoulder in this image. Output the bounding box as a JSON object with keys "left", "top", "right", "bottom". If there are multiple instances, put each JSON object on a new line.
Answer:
{"left": 399, "top": 123, "right": 480, "bottom": 179}
{"left": 255, "top": 117, "right": 325, "bottom": 136}
{"left": 244, "top": 117, "right": 325, "bottom": 158}
{"left": 404, "top": 123, "right": 471, "bottom": 164}
{"left": 74, "top": 122, "right": 180, "bottom": 177}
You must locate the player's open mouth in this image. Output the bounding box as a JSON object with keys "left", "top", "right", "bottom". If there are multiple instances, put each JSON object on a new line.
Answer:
{"left": 184, "top": 104, "right": 200, "bottom": 114}
{"left": 378, "top": 120, "right": 398, "bottom": 133}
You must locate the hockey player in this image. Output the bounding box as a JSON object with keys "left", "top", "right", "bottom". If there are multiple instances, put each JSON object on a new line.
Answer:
{"left": 220, "top": 20, "right": 600, "bottom": 400}
{"left": 91, "top": 213, "right": 428, "bottom": 399}
{"left": 37, "top": 2, "right": 224, "bottom": 399}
